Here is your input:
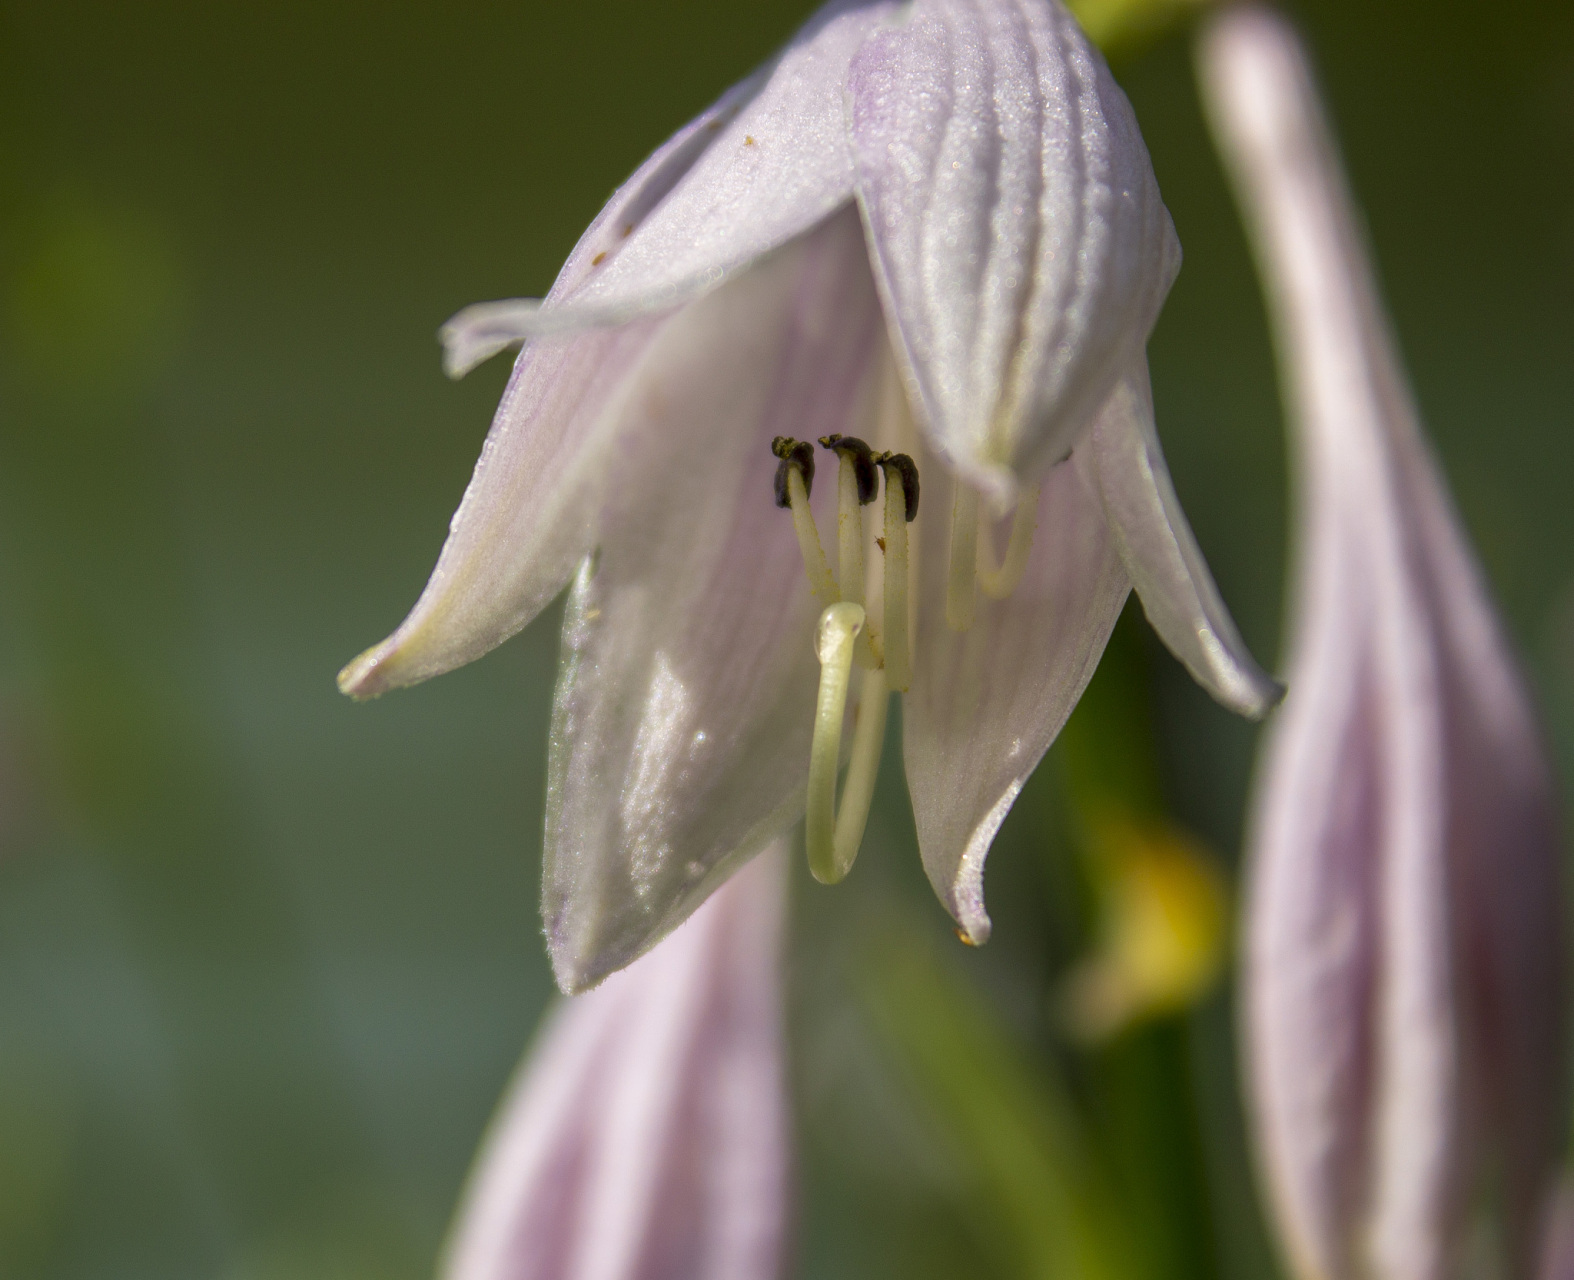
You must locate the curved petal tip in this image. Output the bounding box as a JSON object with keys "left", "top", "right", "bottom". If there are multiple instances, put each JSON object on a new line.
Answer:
{"left": 943, "top": 784, "right": 1013, "bottom": 947}
{"left": 952, "top": 897, "right": 993, "bottom": 948}
{"left": 1196, "top": 634, "right": 1285, "bottom": 721}
{"left": 439, "top": 299, "right": 549, "bottom": 379}
{"left": 1083, "top": 359, "right": 1281, "bottom": 721}
{"left": 337, "top": 639, "right": 397, "bottom": 701}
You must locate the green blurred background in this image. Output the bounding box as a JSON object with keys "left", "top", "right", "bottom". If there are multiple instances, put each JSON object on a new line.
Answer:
{"left": 0, "top": 1, "right": 1570, "bottom": 1277}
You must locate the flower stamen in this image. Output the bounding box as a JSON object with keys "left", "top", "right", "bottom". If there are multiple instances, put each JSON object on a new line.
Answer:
{"left": 820, "top": 434, "right": 878, "bottom": 606}
{"left": 820, "top": 435, "right": 882, "bottom": 670}
{"left": 807, "top": 602, "right": 865, "bottom": 884}
{"left": 772, "top": 436, "right": 838, "bottom": 605}
{"left": 824, "top": 665, "right": 889, "bottom": 882}
{"left": 876, "top": 452, "right": 919, "bottom": 693}
{"left": 977, "top": 484, "right": 1039, "bottom": 600}
{"left": 774, "top": 441, "right": 919, "bottom": 882}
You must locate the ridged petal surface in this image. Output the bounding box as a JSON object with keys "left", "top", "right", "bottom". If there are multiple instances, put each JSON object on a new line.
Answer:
{"left": 903, "top": 450, "right": 1130, "bottom": 943}
{"left": 1203, "top": 11, "right": 1566, "bottom": 1280}
{"left": 544, "top": 209, "right": 885, "bottom": 991}
{"left": 443, "top": 847, "right": 789, "bottom": 1280}
{"left": 847, "top": 0, "right": 1179, "bottom": 496}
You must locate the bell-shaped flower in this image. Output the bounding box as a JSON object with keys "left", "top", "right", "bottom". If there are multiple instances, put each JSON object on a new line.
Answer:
{"left": 340, "top": 0, "right": 1278, "bottom": 991}
{"left": 1200, "top": 10, "right": 1566, "bottom": 1280}
{"left": 441, "top": 843, "right": 789, "bottom": 1280}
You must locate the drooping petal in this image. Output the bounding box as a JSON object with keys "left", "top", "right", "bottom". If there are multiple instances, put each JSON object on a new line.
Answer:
{"left": 453, "top": 0, "right": 903, "bottom": 352}
{"left": 1077, "top": 357, "right": 1281, "bottom": 719}
{"left": 339, "top": 317, "right": 667, "bottom": 698}
{"left": 544, "top": 207, "right": 885, "bottom": 992}
{"left": 847, "top": 0, "right": 1180, "bottom": 496}
{"left": 442, "top": 844, "right": 789, "bottom": 1280}
{"left": 1202, "top": 10, "right": 1565, "bottom": 1279}
{"left": 339, "top": 0, "right": 901, "bottom": 698}
{"left": 903, "top": 450, "right": 1130, "bottom": 944}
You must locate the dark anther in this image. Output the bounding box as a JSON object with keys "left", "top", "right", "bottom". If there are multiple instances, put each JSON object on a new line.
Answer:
{"left": 876, "top": 452, "right": 921, "bottom": 522}
{"left": 817, "top": 434, "right": 879, "bottom": 505}
{"left": 771, "top": 436, "right": 815, "bottom": 508}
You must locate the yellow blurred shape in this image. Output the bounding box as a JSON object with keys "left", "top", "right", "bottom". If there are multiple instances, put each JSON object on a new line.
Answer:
{"left": 1061, "top": 816, "right": 1229, "bottom": 1042}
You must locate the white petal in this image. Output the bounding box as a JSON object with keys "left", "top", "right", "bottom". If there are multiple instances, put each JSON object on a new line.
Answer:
{"left": 456, "top": 0, "right": 903, "bottom": 359}
{"left": 442, "top": 845, "right": 789, "bottom": 1280}
{"left": 339, "top": 316, "right": 669, "bottom": 698}
{"left": 544, "top": 208, "right": 886, "bottom": 992}
{"left": 847, "top": 0, "right": 1180, "bottom": 495}
{"left": 1078, "top": 357, "right": 1281, "bottom": 719}
{"left": 902, "top": 451, "right": 1129, "bottom": 944}
{"left": 340, "top": 0, "right": 900, "bottom": 697}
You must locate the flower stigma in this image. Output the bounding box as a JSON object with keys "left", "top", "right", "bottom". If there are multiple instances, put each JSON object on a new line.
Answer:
{"left": 807, "top": 601, "right": 866, "bottom": 885}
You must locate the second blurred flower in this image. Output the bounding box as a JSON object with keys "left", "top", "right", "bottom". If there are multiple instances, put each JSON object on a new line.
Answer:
{"left": 1202, "top": 10, "right": 1567, "bottom": 1279}
{"left": 443, "top": 846, "right": 789, "bottom": 1280}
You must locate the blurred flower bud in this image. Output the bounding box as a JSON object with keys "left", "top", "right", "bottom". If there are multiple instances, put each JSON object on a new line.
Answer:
{"left": 1540, "top": 1177, "right": 1574, "bottom": 1280}
{"left": 1201, "top": 10, "right": 1567, "bottom": 1280}
{"left": 441, "top": 845, "right": 789, "bottom": 1280}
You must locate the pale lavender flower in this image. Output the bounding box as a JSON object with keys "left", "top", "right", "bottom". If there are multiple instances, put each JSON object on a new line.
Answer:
{"left": 1540, "top": 1178, "right": 1574, "bottom": 1280}
{"left": 1200, "top": 10, "right": 1566, "bottom": 1280}
{"left": 340, "top": 0, "right": 1278, "bottom": 991}
{"left": 442, "top": 843, "right": 789, "bottom": 1280}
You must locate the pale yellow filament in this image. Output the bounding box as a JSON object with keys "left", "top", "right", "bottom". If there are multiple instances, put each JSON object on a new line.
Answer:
{"left": 807, "top": 603, "right": 864, "bottom": 884}
{"left": 946, "top": 484, "right": 979, "bottom": 632}
{"left": 881, "top": 470, "right": 911, "bottom": 693}
{"left": 835, "top": 456, "right": 865, "bottom": 608}
{"left": 977, "top": 484, "right": 1039, "bottom": 599}
{"left": 783, "top": 442, "right": 937, "bottom": 883}
{"left": 786, "top": 467, "right": 839, "bottom": 606}
{"left": 834, "top": 454, "right": 883, "bottom": 670}
{"left": 825, "top": 665, "right": 889, "bottom": 883}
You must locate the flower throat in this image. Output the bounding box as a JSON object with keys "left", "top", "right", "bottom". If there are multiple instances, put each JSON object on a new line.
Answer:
{"left": 771, "top": 435, "right": 1038, "bottom": 887}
